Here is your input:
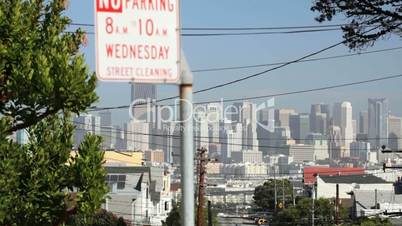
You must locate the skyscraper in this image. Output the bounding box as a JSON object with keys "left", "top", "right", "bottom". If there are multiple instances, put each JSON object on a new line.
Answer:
{"left": 310, "top": 104, "right": 329, "bottom": 135}
{"left": 368, "top": 98, "right": 389, "bottom": 148}
{"left": 131, "top": 83, "right": 157, "bottom": 121}
{"left": 389, "top": 115, "right": 402, "bottom": 150}
{"left": 124, "top": 120, "right": 150, "bottom": 151}
{"left": 359, "top": 111, "right": 368, "bottom": 134}
{"left": 332, "top": 102, "right": 353, "bottom": 154}
{"left": 289, "top": 113, "right": 310, "bottom": 143}
{"left": 73, "top": 114, "right": 101, "bottom": 148}
{"left": 99, "top": 110, "right": 112, "bottom": 127}
{"left": 231, "top": 101, "right": 259, "bottom": 151}
{"left": 274, "top": 108, "right": 296, "bottom": 128}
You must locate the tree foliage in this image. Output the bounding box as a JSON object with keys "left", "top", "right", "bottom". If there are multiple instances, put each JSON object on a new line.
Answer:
{"left": 65, "top": 209, "right": 131, "bottom": 226}
{"left": 163, "top": 202, "right": 220, "bottom": 226}
{"left": 0, "top": 117, "right": 108, "bottom": 226}
{"left": 0, "top": 0, "right": 107, "bottom": 225}
{"left": 0, "top": 0, "right": 97, "bottom": 132}
{"left": 270, "top": 197, "right": 392, "bottom": 226}
{"left": 311, "top": 0, "right": 402, "bottom": 49}
{"left": 253, "top": 179, "right": 293, "bottom": 211}
{"left": 271, "top": 197, "right": 337, "bottom": 226}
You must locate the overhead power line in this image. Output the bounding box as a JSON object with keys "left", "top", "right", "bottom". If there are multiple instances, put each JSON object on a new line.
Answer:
{"left": 70, "top": 22, "right": 348, "bottom": 30}
{"left": 89, "top": 72, "right": 402, "bottom": 112}
{"left": 192, "top": 46, "right": 402, "bottom": 73}
{"left": 67, "top": 27, "right": 341, "bottom": 36}
{"left": 180, "top": 28, "right": 341, "bottom": 36}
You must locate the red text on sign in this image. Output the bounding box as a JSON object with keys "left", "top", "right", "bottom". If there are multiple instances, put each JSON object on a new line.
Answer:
{"left": 97, "top": 0, "right": 123, "bottom": 13}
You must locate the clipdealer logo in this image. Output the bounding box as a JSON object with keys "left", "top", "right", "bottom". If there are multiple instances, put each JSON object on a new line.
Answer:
{"left": 128, "top": 98, "right": 276, "bottom": 132}
{"left": 97, "top": 0, "right": 123, "bottom": 13}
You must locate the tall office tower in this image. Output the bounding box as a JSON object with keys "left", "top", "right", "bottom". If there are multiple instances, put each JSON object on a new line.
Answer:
{"left": 310, "top": 104, "right": 328, "bottom": 135}
{"left": 389, "top": 115, "right": 402, "bottom": 150}
{"left": 99, "top": 110, "right": 115, "bottom": 149}
{"left": 151, "top": 121, "right": 179, "bottom": 164}
{"left": 99, "top": 110, "right": 112, "bottom": 127}
{"left": 350, "top": 141, "right": 371, "bottom": 161}
{"left": 306, "top": 133, "right": 329, "bottom": 161}
{"left": 73, "top": 114, "right": 101, "bottom": 148}
{"left": 359, "top": 111, "right": 368, "bottom": 134}
{"left": 220, "top": 122, "right": 242, "bottom": 162}
{"left": 328, "top": 125, "right": 342, "bottom": 160}
{"left": 194, "top": 111, "right": 209, "bottom": 149}
{"left": 289, "top": 113, "right": 310, "bottom": 144}
{"left": 332, "top": 102, "right": 354, "bottom": 154}
{"left": 131, "top": 83, "right": 157, "bottom": 121}
{"left": 206, "top": 102, "right": 223, "bottom": 143}
{"left": 114, "top": 126, "right": 125, "bottom": 150}
{"left": 274, "top": 108, "right": 296, "bottom": 128}
{"left": 124, "top": 120, "right": 150, "bottom": 151}
{"left": 368, "top": 98, "right": 389, "bottom": 148}
{"left": 231, "top": 101, "right": 259, "bottom": 151}
{"left": 352, "top": 119, "right": 357, "bottom": 140}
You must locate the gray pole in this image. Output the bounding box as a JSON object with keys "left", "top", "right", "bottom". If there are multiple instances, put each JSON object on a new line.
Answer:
{"left": 282, "top": 179, "right": 285, "bottom": 209}
{"left": 180, "top": 53, "right": 195, "bottom": 226}
{"left": 274, "top": 167, "right": 277, "bottom": 212}
{"left": 312, "top": 184, "right": 315, "bottom": 226}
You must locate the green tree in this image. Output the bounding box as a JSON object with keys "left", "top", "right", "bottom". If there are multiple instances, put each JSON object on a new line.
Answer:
{"left": 0, "top": 0, "right": 107, "bottom": 225}
{"left": 271, "top": 197, "right": 343, "bottom": 226}
{"left": 163, "top": 202, "right": 220, "bottom": 226}
{"left": 311, "top": 0, "right": 402, "bottom": 49}
{"left": 253, "top": 179, "right": 293, "bottom": 211}
{"left": 65, "top": 209, "right": 131, "bottom": 226}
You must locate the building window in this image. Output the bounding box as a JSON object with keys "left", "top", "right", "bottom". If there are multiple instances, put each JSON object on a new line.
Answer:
{"left": 165, "top": 201, "right": 169, "bottom": 211}
{"left": 106, "top": 174, "right": 126, "bottom": 190}
{"left": 146, "top": 188, "right": 149, "bottom": 199}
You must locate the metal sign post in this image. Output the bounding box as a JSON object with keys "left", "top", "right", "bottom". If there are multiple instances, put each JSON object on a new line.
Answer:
{"left": 180, "top": 53, "right": 194, "bottom": 226}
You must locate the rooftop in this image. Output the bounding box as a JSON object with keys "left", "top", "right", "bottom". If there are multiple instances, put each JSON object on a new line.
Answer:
{"left": 319, "top": 174, "right": 391, "bottom": 184}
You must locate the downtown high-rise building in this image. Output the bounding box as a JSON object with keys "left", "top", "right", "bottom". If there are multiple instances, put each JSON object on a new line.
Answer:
{"left": 220, "top": 122, "right": 242, "bottom": 162}
{"left": 289, "top": 113, "right": 310, "bottom": 143}
{"left": 310, "top": 104, "right": 329, "bottom": 136}
{"left": 124, "top": 120, "right": 150, "bottom": 151}
{"left": 389, "top": 115, "right": 402, "bottom": 150}
{"left": 231, "top": 101, "right": 259, "bottom": 151}
{"left": 332, "top": 102, "right": 354, "bottom": 155}
{"left": 368, "top": 98, "right": 389, "bottom": 149}
{"left": 131, "top": 83, "right": 157, "bottom": 121}
{"left": 359, "top": 111, "right": 368, "bottom": 135}
{"left": 73, "top": 114, "right": 101, "bottom": 148}
{"left": 98, "top": 110, "right": 115, "bottom": 149}
{"left": 274, "top": 108, "right": 296, "bottom": 128}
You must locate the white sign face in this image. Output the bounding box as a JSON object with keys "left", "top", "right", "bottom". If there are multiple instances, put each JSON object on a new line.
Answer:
{"left": 95, "top": 0, "right": 180, "bottom": 83}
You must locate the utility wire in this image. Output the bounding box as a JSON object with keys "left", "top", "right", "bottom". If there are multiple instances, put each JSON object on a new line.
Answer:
{"left": 68, "top": 27, "right": 341, "bottom": 36}
{"left": 192, "top": 46, "right": 402, "bottom": 73}
{"left": 70, "top": 22, "right": 348, "bottom": 30}
{"left": 89, "top": 72, "right": 402, "bottom": 112}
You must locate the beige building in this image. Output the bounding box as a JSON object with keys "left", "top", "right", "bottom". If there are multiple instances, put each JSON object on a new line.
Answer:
{"left": 144, "top": 149, "right": 164, "bottom": 163}
{"left": 231, "top": 149, "right": 263, "bottom": 163}
{"left": 71, "top": 150, "right": 144, "bottom": 166}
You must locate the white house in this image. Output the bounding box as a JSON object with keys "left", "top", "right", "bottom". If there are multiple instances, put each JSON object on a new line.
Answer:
{"left": 103, "top": 166, "right": 172, "bottom": 226}
{"left": 316, "top": 174, "right": 393, "bottom": 199}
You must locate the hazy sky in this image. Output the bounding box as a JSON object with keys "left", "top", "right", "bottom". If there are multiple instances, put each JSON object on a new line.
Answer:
{"left": 66, "top": 0, "right": 402, "bottom": 126}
